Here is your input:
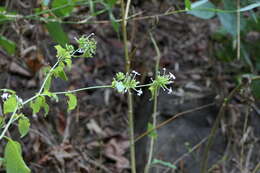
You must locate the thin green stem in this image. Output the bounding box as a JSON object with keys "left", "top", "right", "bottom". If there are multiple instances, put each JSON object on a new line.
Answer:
{"left": 38, "top": 60, "right": 60, "bottom": 94}
{"left": 53, "top": 85, "right": 112, "bottom": 95}
{"left": 0, "top": 106, "right": 18, "bottom": 140}
{"left": 121, "top": 0, "right": 136, "bottom": 172}
{"left": 144, "top": 32, "right": 161, "bottom": 173}
{"left": 237, "top": 0, "right": 241, "bottom": 60}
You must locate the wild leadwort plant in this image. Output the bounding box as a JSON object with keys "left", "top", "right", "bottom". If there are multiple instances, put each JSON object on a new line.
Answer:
{"left": 0, "top": 34, "right": 175, "bottom": 173}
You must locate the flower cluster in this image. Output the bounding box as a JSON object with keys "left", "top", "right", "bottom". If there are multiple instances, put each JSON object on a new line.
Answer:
{"left": 149, "top": 68, "right": 176, "bottom": 99}
{"left": 112, "top": 71, "right": 143, "bottom": 96}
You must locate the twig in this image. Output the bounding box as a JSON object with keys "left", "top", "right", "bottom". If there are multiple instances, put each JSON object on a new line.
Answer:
{"left": 135, "top": 103, "right": 216, "bottom": 142}
{"left": 200, "top": 84, "right": 243, "bottom": 173}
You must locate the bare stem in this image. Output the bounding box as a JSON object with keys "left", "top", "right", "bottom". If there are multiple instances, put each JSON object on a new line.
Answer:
{"left": 121, "top": 0, "right": 136, "bottom": 172}
{"left": 144, "top": 32, "right": 161, "bottom": 173}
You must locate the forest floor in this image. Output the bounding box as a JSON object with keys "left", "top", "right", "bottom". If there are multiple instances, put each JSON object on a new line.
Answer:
{"left": 0, "top": 1, "right": 259, "bottom": 173}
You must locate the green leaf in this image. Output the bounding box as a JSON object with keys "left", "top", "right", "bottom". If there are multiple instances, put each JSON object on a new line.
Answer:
{"left": 0, "top": 116, "right": 4, "bottom": 128}
{"left": 43, "top": 103, "right": 49, "bottom": 117}
{"left": 53, "top": 66, "right": 68, "bottom": 80}
{"left": 109, "top": 12, "right": 119, "bottom": 33}
{"left": 45, "top": 22, "right": 69, "bottom": 47}
{"left": 217, "top": 13, "right": 245, "bottom": 37}
{"left": 18, "top": 116, "right": 30, "bottom": 138}
{"left": 105, "top": 0, "right": 117, "bottom": 7}
{"left": 66, "top": 93, "right": 77, "bottom": 112}
{"left": 55, "top": 45, "right": 71, "bottom": 59}
{"left": 147, "top": 123, "right": 158, "bottom": 139}
{"left": 30, "top": 96, "right": 45, "bottom": 115}
{"left": 188, "top": 0, "right": 216, "bottom": 19}
{"left": 43, "top": 91, "right": 59, "bottom": 102}
{"left": 4, "top": 95, "right": 17, "bottom": 114}
{"left": 185, "top": 0, "right": 191, "bottom": 10}
{"left": 4, "top": 138, "right": 30, "bottom": 173}
{"left": 0, "top": 35, "right": 16, "bottom": 55}
{"left": 152, "top": 159, "right": 177, "bottom": 170}
{"left": 51, "top": 0, "right": 74, "bottom": 17}
{"left": 251, "top": 79, "right": 260, "bottom": 99}
{"left": 44, "top": 75, "right": 52, "bottom": 92}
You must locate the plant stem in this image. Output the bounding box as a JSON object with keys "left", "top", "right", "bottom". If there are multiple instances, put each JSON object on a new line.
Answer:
{"left": 200, "top": 84, "right": 243, "bottom": 173}
{"left": 144, "top": 32, "right": 161, "bottom": 173}
{"left": 0, "top": 106, "right": 18, "bottom": 140}
{"left": 237, "top": 0, "right": 240, "bottom": 60}
{"left": 121, "top": 0, "right": 136, "bottom": 172}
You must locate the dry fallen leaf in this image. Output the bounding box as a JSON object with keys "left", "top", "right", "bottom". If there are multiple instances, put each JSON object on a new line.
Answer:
{"left": 104, "top": 137, "right": 129, "bottom": 171}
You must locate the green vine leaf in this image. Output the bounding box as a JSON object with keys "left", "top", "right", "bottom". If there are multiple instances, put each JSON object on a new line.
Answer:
{"left": 53, "top": 65, "right": 68, "bottom": 81}
{"left": 66, "top": 93, "right": 77, "bottom": 112}
{"left": 4, "top": 138, "right": 30, "bottom": 173}
{"left": 3, "top": 95, "right": 17, "bottom": 114}
{"left": 18, "top": 116, "right": 30, "bottom": 138}
{"left": 30, "top": 96, "right": 45, "bottom": 115}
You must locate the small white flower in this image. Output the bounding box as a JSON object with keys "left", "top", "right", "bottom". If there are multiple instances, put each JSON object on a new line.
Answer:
{"left": 169, "top": 72, "right": 176, "bottom": 80}
{"left": 18, "top": 97, "right": 23, "bottom": 104}
{"left": 137, "top": 89, "right": 143, "bottom": 96}
{"left": 167, "top": 87, "right": 173, "bottom": 94}
{"left": 132, "top": 70, "right": 140, "bottom": 76}
{"left": 1, "top": 93, "right": 9, "bottom": 100}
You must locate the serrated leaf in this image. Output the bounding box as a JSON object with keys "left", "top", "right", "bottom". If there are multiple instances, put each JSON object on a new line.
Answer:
{"left": 45, "top": 22, "right": 69, "bottom": 47}
{"left": 53, "top": 66, "right": 68, "bottom": 80}
{"left": 18, "top": 116, "right": 30, "bottom": 138}
{"left": 188, "top": 0, "right": 216, "bottom": 19}
{"left": 4, "top": 138, "right": 30, "bottom": 173}
{"left": 30, "top": 96, "right": 45, "bottom": 115}
{"left": 0, "top": 35, "right": 16, "bottom": 55}
{"left": 147, "top": 123, "right": 158, "bottom": 139}
{"left": 4, "top": 95, "right": 17, "bottom": 114}
{"left": 66, "top": 93, "right": 77, "bottom": 112}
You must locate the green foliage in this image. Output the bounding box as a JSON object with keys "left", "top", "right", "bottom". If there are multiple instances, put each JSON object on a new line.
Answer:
{"left": 251, "top": 79, "right": 260, "bottom": 99}
{"left": 112, "top": 72, "right": 139, "bottom": 93}
{"left": 149, "top": 71, "right": 175, "bottom": 99}
{"left": 66, "top": 93, "right": 77, "bottom": 112}
{"left": 0, "top": 35, "right": 16, "bottom": 55}
{"left": 147, "top": 123, "right": 157, "bottom": 139}
{"left": 185, "top": 0, "right": 192, "bottom": 10}
{"left": 188, "top": 0, "right": 216, "bottom": 19}
{"left": 152, "top": 159, "right": 177, "bottom": 170}
{"left": 0, "top": 117, "right": 4, "bottom": 128}
{"left": 51, "top": 0, "right": 74, "bottom": 17}
{"left": 30, "top": 96, "right": 48, "bottom": 116}
{"left": 18, "top": 116, "right": 30, "bottom": 138}
{"left": 3, "top": 95, "right": 17, "bottom": 114}
{"left": 4, "top": 138, "right": 30, "bottom": 173}
{"left": 75, "top": 35, "right": 97, "bottom": 58}
{"left": 45, "top": 22, "right": 69, "bottom": 47}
